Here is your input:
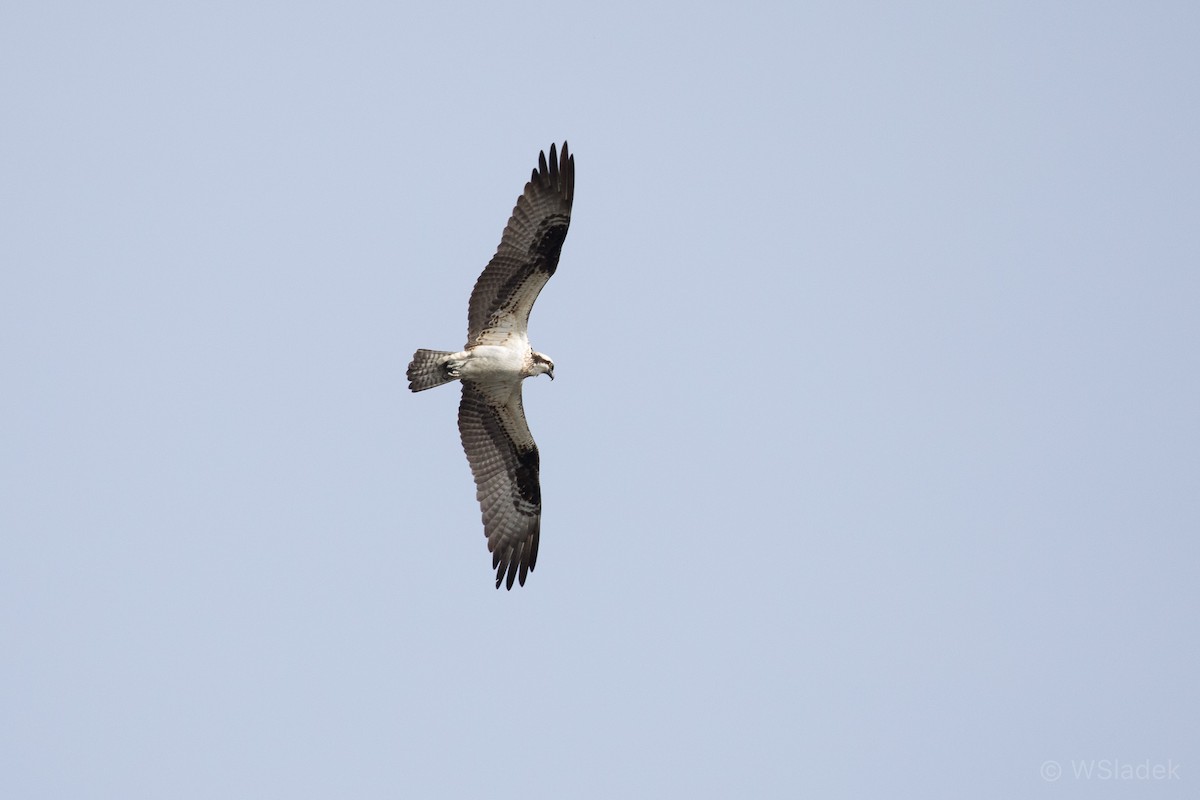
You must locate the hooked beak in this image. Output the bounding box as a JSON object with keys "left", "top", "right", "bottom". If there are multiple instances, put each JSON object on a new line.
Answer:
{"left": 547, "top": 369, "right": 555, "bottom": 381}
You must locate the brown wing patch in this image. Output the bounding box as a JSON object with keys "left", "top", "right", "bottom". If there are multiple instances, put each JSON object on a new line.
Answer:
{"left": 467, "top": 143, "right": 574, "bottom": 346}
{"left": 457, "top": 382, "right": 541, "bottom": 589}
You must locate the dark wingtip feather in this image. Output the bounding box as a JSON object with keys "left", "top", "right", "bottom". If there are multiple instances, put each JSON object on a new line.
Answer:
{"left": 491, "top": 542, "right": 536, "bottom": 590}
{"left": 531, "top": 142, "right": 573, "bottom": 202}
{"left": 496, "top": 549, "right": 519, "bottom": 590}
{"left": 560, "top": 141, "right": 573, "bottom": 205}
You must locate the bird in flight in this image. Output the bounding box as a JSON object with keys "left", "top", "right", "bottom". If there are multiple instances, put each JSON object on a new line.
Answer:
{"left": 407, "top": 143, "right": 574, "bottom": 589}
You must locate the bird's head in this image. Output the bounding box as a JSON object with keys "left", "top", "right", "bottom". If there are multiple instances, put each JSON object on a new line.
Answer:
{"left": 531, "top": 352, "right": 555, "bottom": 381}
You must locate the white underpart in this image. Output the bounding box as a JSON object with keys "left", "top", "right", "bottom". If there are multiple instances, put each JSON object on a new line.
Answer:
{"left": 453, "top": 334, "right": 533, "bottom": 386}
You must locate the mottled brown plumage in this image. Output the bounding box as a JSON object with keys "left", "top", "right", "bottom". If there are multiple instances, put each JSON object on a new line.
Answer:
{"left": 407, "top": 143, "right": 574, "bottom": 589}
{"left": 467, "top": 143, "right": 573, "bottom": 347}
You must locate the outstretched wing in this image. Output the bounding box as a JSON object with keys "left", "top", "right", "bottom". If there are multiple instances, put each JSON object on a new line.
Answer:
{"left": 457, "top": 381, "right": 541, "bottom": 589}
{"left": 467, "top": 142, "right": 574, "bottom": 347}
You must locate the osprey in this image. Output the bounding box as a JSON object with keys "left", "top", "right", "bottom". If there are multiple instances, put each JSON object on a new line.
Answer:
{"left": 407, "top": 143, "right": 574, "bottom": 589}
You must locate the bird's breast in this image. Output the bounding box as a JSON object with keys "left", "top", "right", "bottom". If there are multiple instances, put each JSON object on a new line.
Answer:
{"left": 460, "top": 343, "right": 528, "bottom": 381}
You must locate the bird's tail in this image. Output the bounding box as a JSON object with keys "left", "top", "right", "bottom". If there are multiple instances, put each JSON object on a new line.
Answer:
{"left": 407, "top": 349, "right": 457, "bottom": 392}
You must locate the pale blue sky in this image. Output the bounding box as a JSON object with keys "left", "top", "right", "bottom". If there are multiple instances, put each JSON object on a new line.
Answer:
{"left": 3, "top": 2, "right": 1198, "bottom": 798}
